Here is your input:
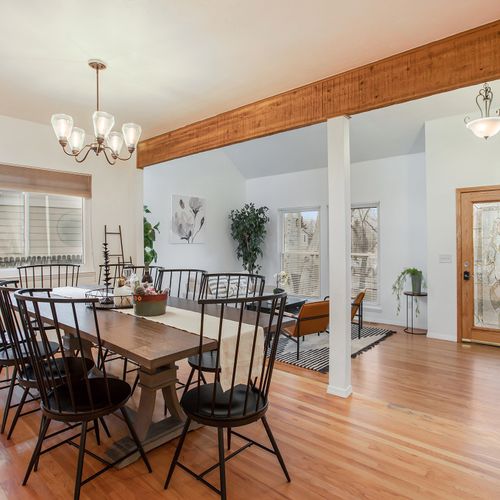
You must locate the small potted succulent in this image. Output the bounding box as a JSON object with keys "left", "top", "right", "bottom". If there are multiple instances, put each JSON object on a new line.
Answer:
{"left": 133, "top": 281, "right": 169, "bottom": 316}
{"left": 392, "top": 267, "right": 426, "bottom": 315}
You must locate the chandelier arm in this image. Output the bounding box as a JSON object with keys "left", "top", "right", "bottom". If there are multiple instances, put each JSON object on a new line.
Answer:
{"left": 74, "top": 146, "right": 94, "bottom": 164}
{"left": 102, "top": 148, "right": 117, "bottom": 166}
{"left": 476, "top": 92, "right": 485, "bottom": 118}
{"left": 115, "top": 150, "right": 134, "bottom": 161}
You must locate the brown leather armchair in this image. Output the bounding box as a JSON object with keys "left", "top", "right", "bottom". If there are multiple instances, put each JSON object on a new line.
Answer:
{"left": 281, "top": 299, "right": 330, "bottom": 360}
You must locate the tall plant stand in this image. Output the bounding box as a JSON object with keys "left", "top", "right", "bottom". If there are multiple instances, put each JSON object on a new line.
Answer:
{"left": 404, "top": 291, "right": 427, "bottom": 335}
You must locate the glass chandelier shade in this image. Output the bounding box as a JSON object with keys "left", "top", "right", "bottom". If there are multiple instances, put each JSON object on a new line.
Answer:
{"left": 107, "top": 131, "right": 124, "bottom": 157}
{"left": 465, "top": 83, "right": 500, "bottom": 140}
{"left": 92, "top": 111, "right": 115, "bottom": 141}
{"left": 465, "top": 117, "right": 500, "bottom": 140}
{"left": 51, "top": 114, "right": 73, "bottom": 142}
{"left": 50, "top": 60, "right": 142, "bottom": 165}
{"left": 122, "top": 123, "right": 142, "bottom": 151}
{"left": 68, "top": 127, "right": 86, "bottom": 153}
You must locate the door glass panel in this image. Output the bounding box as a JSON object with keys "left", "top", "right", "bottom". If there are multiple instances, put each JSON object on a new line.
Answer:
{"left": 473, "top": 202, "right": 500, "bottom": 329}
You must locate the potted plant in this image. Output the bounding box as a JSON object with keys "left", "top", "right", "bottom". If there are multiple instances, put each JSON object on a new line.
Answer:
{"left": 392, "top": 267, "right": 426, "bottom": 315}
{"left": 144, "top": 205, "right": 160, "bottom": 283}
{"left": 228, "top": 203, "right": 269, "bottom": 274}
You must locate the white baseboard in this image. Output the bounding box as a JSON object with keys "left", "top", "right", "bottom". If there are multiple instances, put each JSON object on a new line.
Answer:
{"left": 426, "top": 331, "right": 456, "bottom": 342}
{"left": 327, "top": 384, "right": 353, "bottom": 398}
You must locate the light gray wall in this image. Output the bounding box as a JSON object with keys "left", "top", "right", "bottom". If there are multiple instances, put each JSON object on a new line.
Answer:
{"left": 143, "top": 148, "right": 246, "bottom": 273}
{"left": 425, "top": 113, "right": 500, "bottom": 341}
{"left": 246, "top": 153, "right": 427, "bottom": 328}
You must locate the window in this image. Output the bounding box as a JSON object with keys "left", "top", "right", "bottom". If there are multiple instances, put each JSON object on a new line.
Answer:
{"left": 351, "top": 204, "right": 379, "bottom": 303}
{"left": 280, "top": 208, "right": 320, "bottom": 297}
{"left": 0, "top": 190, "right": 84, "bottom": 268}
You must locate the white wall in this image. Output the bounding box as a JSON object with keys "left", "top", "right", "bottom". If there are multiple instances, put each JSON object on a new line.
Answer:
{"left": 0, "top": 115, "right": 143, "bottom": 282}
{"left": 143, "top": 149, "right": 246, "bottom": 272}
{"left": 425, "top": 113, "right": 500, "bottom": 341}
{"left": 352, "top": 153, "right": 427, "bottom": 328}
{"left": 246, "top": 153, "right": 427, "bottom": 327}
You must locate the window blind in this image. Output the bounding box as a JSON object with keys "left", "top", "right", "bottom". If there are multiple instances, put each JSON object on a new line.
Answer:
{"left": 0, "top": 164, "right": 91, "bottom": 198}
{"left": 0, "top": 190, "right": 83, "bottom": 269}
{"left": 281, "top": 209, "right": 320, "bottom": 297}
{"left": 351, "top": 205, "right": 379, "bottom": 303}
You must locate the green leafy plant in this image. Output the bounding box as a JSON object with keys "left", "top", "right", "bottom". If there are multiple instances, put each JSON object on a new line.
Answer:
{"left": 392, "top": 267, "right": 426, "bottom": 315}
{"left": 144, "top": 205, "right": 160, "bottom": 266}
{"left": 229, "top": 203, "right": 269, "bottom": 274}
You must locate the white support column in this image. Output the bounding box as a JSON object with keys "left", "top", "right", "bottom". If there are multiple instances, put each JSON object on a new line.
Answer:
{"left": 327, "top": 116, "right": 352, "bottom": 398}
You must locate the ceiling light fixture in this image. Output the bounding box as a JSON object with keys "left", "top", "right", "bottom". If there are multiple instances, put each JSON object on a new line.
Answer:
{"left": 51, "top": 60, "right": 142, "bottom": 165}
{"left": 464, "top": 83, "right": 500, "bottom": 140}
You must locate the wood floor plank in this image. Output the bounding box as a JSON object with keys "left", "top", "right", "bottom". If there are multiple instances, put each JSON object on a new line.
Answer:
{"left": 2, "top": 325, "right": 500, "bottom": 498}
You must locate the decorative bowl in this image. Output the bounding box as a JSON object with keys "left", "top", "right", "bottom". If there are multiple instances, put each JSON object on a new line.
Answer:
{"left": 133, "top": 291, "right": 169, "bottom": 316}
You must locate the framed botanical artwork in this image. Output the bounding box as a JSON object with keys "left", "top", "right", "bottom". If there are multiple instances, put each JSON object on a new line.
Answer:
{"left": 170, "top": 194, "right": 206, "bottom": 244}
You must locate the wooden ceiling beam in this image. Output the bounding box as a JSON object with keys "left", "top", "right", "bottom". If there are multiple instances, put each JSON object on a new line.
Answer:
{"left": 137, "top": 20, "right": 500, "bottom": 168}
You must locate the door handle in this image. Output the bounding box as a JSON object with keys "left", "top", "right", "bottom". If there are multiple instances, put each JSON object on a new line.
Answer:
{"left": 463, "top": 271, "right": 471, "bottom": 280}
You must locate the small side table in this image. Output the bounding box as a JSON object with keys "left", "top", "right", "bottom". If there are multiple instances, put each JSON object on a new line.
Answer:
{"left": 404, "top": 291, "right": 427, "bottom": 335}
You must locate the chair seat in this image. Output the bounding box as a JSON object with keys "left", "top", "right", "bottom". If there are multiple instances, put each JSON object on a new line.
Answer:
{"left": 187, "top": 350, "right": 220, "bottom": 373}
{"left": 181, "top": 382, "right": 267, "bottom": 424}
{"left": 44, "top": 377, "right": 131, "bottom": 419}
{"left": 0, "top": 340, "right": 59, "bottom": 366}
{"left": 21, "top": 356, "right": 94, "bottom": 385}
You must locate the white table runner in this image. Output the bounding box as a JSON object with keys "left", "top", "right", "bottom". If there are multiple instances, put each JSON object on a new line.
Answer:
{"left": 116, "top": 306, "right": 264, "bottom": 391}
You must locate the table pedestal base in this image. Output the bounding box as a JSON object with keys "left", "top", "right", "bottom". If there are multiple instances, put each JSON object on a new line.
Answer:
{"left": 105, "top": 362, "right": 199, "bottom": 468}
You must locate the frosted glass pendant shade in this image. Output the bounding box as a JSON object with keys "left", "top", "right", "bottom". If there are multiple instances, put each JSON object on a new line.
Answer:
{"left": 51, "top": 114, "right": 73, "bottom": 142}
{"left": 466, "top": 117, "right": 500, "bottom": 139}
{"left": 122, "top": 123, "right": 142, "bottom": 150}
{"left": 92, "top": 111, "right": 115, "bottom": 140}
{"left": 68, "top": 127, "right": 86, "bottom": 153}
{"left": 107, "top": 131, "right": 124, "bottom": 156}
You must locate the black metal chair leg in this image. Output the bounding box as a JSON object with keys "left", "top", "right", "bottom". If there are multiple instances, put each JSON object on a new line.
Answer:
{"left": 1, "top": 367, "right": 17, "bottom": 434}
{"left": 261, "top": 416, "right": 290, "bottom": 482}
{"left": 23, "top": 416, "right": 50, "bottom": 485}
{"left": 200, "top": 371, "right": 208, "bottom": 384}
{"left": 131, "top": 372, "right": 140, "bottom": 396}
{"left": 164, "top": 417, "right": 191, "bottom": 489}
{"left": 74, "top": 421, "right": 88, "bottom": 500}
{"left": 218, "top": 427, "right": 227, "bottom": 500}
{"left": 98, "top": 417, "right": 111, "bottom": 438}
{"left": 227, "top": 427, "right": 231, "bottom": 450}
{"left": 181, "top": 368, "right": 195, "bottom": 400}
{"left": 120, "top": 408, "right": 152, "bottom": 473}
{"left": 93, "top": 419, "right": 101, "bottom": 445}
{"left": 296, "top": 337, "right": 300, "bottom": 360}
{"left": 122, "top": 358, "right": 128, "bottom": 381}
{"left": 7, "top": 386, "right": 29, "bottom": 439}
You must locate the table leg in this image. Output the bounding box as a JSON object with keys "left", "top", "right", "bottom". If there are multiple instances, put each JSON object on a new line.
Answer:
{"left": 105, "top": 362, "right": 197, "bottom": 468}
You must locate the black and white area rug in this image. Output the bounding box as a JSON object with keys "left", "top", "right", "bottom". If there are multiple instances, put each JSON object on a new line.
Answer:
{"left": 274, "top": 325, "right": 395, "bottom": 373}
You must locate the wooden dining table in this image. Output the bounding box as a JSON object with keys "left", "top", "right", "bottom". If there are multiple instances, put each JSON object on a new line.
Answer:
{"left": 17, "top": 293, "right": 290, "bottom": 468}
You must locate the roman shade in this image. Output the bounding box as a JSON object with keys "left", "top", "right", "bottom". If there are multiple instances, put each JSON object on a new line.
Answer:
{"left": 0, "top": 164, "right": 91, "bottom": 198}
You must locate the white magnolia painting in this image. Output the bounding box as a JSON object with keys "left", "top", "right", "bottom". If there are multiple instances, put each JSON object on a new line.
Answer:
{"left": 170, "top": 195, "right": 206, "bottom": 244}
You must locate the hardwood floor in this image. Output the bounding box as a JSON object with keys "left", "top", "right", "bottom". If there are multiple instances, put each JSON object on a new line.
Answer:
{"left": 1, "top": 326, "right": 500, "bottom": 499}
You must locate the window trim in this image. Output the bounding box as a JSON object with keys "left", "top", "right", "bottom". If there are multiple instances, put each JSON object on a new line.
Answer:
{"left": 351, "top": 201, "right": 380, "bottom": 306}
{"left": 278, "top": 205, "right": 322, "bottom": 299}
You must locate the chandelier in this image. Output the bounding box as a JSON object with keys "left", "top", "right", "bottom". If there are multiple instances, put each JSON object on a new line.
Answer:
{"left": 464, "top": 83, "right": 500, "bottom": 140}
{"left": 51, "top": 60, "right": 142, "bottom": 165}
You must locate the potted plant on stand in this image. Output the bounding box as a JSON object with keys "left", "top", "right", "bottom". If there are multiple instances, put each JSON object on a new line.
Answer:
{"left": 143, "top": 205, "right": 160, "bottom": 283}
{"left": 229, "top": 203, "right": 269, "bottom": 274}
{"left": 392, "top": 267, "right": 426, "bottom": 315}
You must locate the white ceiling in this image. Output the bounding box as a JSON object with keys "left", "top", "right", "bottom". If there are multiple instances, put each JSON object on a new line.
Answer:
{"left": 222, "top": 80, "right": 500, "bottom": 178}
{"left": 0, "top": 1, "right": 499, "bottom": 140}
